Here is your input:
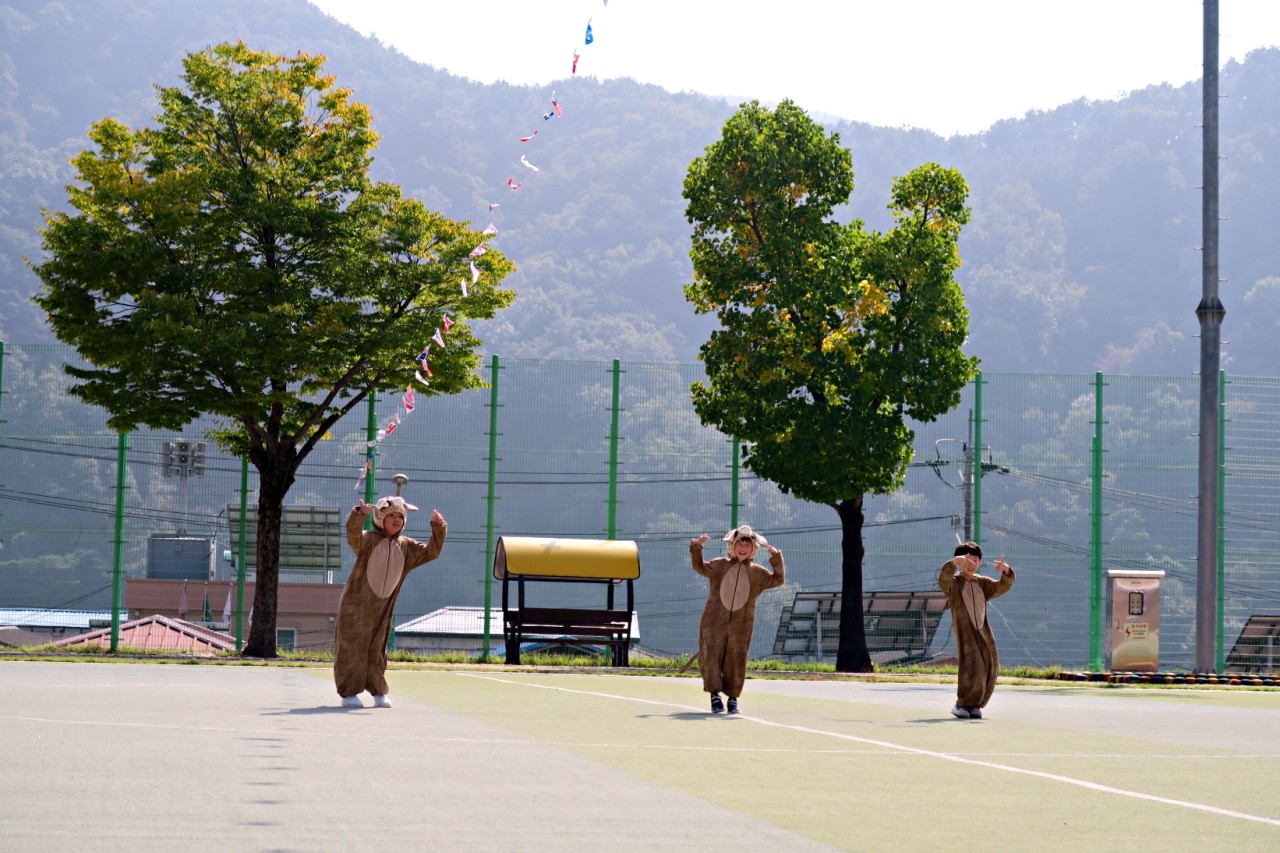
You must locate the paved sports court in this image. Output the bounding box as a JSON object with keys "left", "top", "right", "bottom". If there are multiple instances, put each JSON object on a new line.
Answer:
{"left": 2, "top": 661, "right": 1278, "bottom": 851}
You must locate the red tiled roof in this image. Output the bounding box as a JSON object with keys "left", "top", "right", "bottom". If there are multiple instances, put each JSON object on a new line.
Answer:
{"left": 52, "top": 614, "right": 236, "bottom": 654}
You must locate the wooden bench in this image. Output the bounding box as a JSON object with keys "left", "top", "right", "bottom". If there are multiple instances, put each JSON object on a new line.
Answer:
{"left": 493, "top": 536, "right": 640, "bottom": 665}
{"left": 772, "top": 590, "right": 948, "bottom": 664}
{"left": 1225, "top": 615, "right": 1280, "bottom": 674}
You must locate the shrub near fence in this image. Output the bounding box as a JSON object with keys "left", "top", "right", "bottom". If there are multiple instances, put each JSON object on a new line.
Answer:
{"left": 1, "top": 342, "right": 1277, "bottom": 670}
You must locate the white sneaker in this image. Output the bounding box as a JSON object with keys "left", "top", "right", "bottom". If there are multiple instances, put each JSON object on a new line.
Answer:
{"left": 341, "top": 695, "right": 363, "bottom": 708}
{"left": 373, "top": 694, "right": 392, "bottom": 708}
{"left": 950, "top": 706, "right": 970, "bottom": 719}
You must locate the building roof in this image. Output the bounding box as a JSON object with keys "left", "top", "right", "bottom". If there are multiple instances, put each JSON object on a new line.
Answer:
{"left": 396, "top": 606, "right": 639, "bottom": 640}
{"left": 0, "top": 626, "right": 54, "bottom": 648}
{"left": 0, "top": 609, "right": 115, "bottom": 630}
{"left": 396, "top": 606, "right": 505, "bottom": 636}
{"left": 52, "top": 614, "right": 236, "bottom": 654}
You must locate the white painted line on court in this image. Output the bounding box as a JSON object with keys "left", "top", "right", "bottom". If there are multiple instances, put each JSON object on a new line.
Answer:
{"left": 3, "top": 711, "right": 1265, "bottom": 762}
{"left": 458, "top": 672, "right": 1280, "bottom": 828}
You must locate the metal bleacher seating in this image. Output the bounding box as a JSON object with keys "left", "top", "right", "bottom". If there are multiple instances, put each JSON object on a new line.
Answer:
{"left": 772, "top": 589, "right": 948, "bottom": 665}
{"left": 1225, "top": 615, "right": 1280, "bottom": 674}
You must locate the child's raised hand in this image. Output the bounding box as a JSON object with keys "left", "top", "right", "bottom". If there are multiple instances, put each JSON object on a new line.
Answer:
{"left": 693, "top": 533, "right": 710, "bottom": 546}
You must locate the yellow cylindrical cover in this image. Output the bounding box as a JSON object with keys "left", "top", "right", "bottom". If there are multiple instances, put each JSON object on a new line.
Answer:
{"left": 493, "top": 536, "right": 640, "bottom": 580}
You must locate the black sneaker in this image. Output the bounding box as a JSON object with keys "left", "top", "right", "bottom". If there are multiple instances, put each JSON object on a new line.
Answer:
{"left": 710, "top": 694, "right": 724, "bottom": 714}
{"left": 968, "top": 707, "right": 982, "bottom": 719}
{"left": 727, "top": 697, "right": 740, "bottom": 715}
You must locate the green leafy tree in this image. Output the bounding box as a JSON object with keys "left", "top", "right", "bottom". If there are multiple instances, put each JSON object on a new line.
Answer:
{"left": 683, "top": 100, "right": 977, "bottom": 672}
{"left": 30, "top": 43, "right": 514, "bottom": 657}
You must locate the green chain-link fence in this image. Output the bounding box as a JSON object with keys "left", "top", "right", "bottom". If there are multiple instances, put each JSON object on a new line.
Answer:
{"left": 1, "top": 343, "right": 1277, "bottom": 670}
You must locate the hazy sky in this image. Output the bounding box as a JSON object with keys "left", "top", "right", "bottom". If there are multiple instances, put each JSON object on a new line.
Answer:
{"left": 305, "top": 0, "right": 1280, "bottom": 136}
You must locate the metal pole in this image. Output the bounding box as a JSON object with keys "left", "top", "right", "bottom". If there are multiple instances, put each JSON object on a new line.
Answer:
{"left": 482, "top": 355, "right": 502, "bottom": 660}
{"left": 1090, "top": 372, "right": 1106, "bottom": 671}
{"left": 236, "top": 454, "right": 249, "bottom": 652}
{"left": 729, "top": 436, "right": 741, "bottom": 529}
{"left": 971, "top": 372, "right": 983, "bottom": 546}
{"left": 1196, "top": 0, "right": 1225, "bottom": 673}
{"left": 605, "top": 360, "right": 623, "bottom": 665}
{"left": 110, "top": 432, "right": 128, "bottom": 652}
{"left": 607, "top": 359, "right": 622, "bottom": 539}
{"left": 363, "top": 390, "right": 378, "bottom": 523}
{"left": 963, "top": 410, "right": 974, "bottom": 541}
{"left": 1217, "top": 370, "right": 1227, "bottom": 672}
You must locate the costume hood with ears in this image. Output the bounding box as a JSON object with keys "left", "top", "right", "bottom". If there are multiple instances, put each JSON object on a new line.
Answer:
{"left": 723, "top": 524, "right": 767, "bottom": 555}
{"left": 372, "top": 496, "right": 419, "bottom": 530}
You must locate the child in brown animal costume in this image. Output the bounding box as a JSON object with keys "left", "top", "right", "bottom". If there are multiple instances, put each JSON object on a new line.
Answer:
{"left": 690, "top": 525, "right": 785, "bottom": 715}
{"left": 334, "top": 496, "right": 446, "bottom": 708}
{"left": 938, "top": 541, "right": 1014, "bottom": 719}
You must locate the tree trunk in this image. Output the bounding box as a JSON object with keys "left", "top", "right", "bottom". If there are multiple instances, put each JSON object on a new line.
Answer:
{"left": 242, "top": 451, "right": 298, "bottom": 658}
{"left": 835, "top": 495, "right": 873, "bottom": 672}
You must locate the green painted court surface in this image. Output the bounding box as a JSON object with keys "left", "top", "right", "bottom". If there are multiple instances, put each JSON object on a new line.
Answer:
{"left": 2, "top": 661, "right": 1278, "bottom": 851}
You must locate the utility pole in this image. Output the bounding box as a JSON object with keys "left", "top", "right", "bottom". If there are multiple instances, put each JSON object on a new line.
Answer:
{"left": 1195, "top": 0, "right": 1224, "bottom": 674}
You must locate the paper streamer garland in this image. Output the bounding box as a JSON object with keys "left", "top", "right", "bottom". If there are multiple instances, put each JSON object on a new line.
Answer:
{"left": 356, "top": 1, "right": 615, "bottom": 488}
{"left": 354, "top": 314, "right": 455, "bottom": 490}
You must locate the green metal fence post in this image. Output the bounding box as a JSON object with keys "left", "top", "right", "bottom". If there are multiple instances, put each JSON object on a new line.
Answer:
{"left": 363, "top": 390, "right": 378, "bottom": 520}
{"left": 235, "top": 454, "right": 249, "bottom": 653}
{"left": 607, "top": 359, "right": 622, "bottom": 540}
{"left": 1090, "top": 372, "right": 1106, "bottom": 672}
{"left": 365, "top": 391, "right": 391, "bottom": 650}
{"left": 729, "top": 436, "right": 741, "bottom": 529}
{"left": 971, "top": 372, "right": 983, "bottom": 546}
{"left": 482, "top": 355, "right": 502, "bottom": 660}
{"left": 604, "top": 360, "right": 624, "bottom": 665}
{"left": 110, "top": 432, "right": 128, "bottom": 652}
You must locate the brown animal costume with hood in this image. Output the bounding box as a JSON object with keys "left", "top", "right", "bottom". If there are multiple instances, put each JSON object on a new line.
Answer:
{"left": 334, "top": 496, "right": 446, "bottom": 708}
{"left": 937, "top": 541, "right": 1014, "bottom": 719}
{"left": 690, "top": 525, "right": 785, "bottom": 714}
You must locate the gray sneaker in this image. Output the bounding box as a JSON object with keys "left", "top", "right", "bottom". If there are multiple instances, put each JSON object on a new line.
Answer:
{"left": 950, "top": 706, "right": 970, "bottom": 719}
{"left": 727, "top": 697, "right": 740, "bottom": 715}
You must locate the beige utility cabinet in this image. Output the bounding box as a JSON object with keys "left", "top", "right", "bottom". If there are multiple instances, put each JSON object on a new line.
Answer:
{"left": 1106, "top": 570, "right": 1165, "bottom": 671}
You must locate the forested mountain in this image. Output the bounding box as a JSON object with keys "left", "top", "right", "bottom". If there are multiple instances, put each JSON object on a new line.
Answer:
{"left": 3, "top": 0, "right": 1279, "bottom": 375}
